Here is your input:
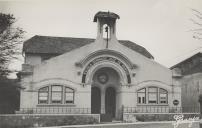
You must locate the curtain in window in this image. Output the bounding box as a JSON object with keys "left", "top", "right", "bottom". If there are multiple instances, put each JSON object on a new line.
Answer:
{"left": 159, "top": 88, "right": 168, "bottom": 104}
{"left": 148, "top": 87, "right": 158, "bottom": 104}
{"left": 38, "top": 86, "right": 49, "bottom": 104}
{"left": 65, "top": 87, "right": 74, "bottom": 103}
{"left": 38, "top": 85, "right": 75, "bottom": 104}
{"left": 51, "top": 85, "right": 62, "bottom": 104}
{"left": 137, "top": 87, "right": 168, "bottom": 105}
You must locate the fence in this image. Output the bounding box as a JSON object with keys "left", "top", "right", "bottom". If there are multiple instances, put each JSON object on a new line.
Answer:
{"left": 2, "top": 106, "right": 201, "bottom": 114}
{"left": 16, "top": 107, "right": 91, "bottom": 114}
{"left": 123, "top": 106, "right": 200, "bottom": 113}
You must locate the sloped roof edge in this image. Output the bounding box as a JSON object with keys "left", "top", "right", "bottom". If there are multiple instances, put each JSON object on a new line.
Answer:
{"left": 23, "top": 35, "right": 154, "bottom": 59}
{"left": 170, "top": 52, "right": 202, "bottom": 69}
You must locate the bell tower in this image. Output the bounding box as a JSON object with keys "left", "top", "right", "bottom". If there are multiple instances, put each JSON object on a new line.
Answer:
{"left": 93, "top": 11, "right": 120, "bottom": 48}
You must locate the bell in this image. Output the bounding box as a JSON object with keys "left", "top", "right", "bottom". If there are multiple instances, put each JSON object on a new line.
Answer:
{"left": 105, "top": 26, "right": 108, "bottom": 32}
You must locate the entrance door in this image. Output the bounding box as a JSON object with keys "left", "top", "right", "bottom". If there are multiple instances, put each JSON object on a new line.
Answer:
{"left": 105, "top": 87, "right": 116, "bottom": 118}
{"left": 91, "top": 87, "right": 101, "bottom": 114}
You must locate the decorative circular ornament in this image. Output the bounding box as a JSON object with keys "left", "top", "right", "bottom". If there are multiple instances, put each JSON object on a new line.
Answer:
{"left": 97, "top": 73, "right": 108, "bottom": 84}
{"left": 173, "top": 100, "right": 179, "bottom": 106}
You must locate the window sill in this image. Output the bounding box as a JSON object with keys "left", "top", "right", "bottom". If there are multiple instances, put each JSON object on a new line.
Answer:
{"left": 37, "top": 104, "right": 76, "bottom": 107}
{"left": 137, "top": 104, "right": 169, "bottom": 106}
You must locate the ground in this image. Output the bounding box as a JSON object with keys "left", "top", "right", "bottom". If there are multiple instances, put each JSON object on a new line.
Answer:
{"left": 40, "top": 121, "right": 200, "bottom": 128}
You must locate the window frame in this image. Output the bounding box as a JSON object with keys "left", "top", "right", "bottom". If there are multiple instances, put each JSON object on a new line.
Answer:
{"left": 137, "top": 87, "right": 168, "bottom": 105}
{"left": 148, "top": 87, "right": 158, "bottom": 104}
{"left": 51, "top": 85, "right": 63, "bottom": 104}
{"left": 38, "top": 86, "right": 49, "bottom": 104}
{"left": 159, "top": 88, "right": 168, "bottom": 104}
{"left": 65, "top": 87, "right": 74, "bottom": 104}
{"left": 38, "top": 85, "right": 75, "bottom": 105}
{"left": 137, "top": 88, "right": 146, "bottom": 104}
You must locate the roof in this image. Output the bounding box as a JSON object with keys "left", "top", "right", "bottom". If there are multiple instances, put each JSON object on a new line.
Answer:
{"left": 23, "top": 35, "right": 154, "bottom": 59}
{"left": 93, "top": 11, "right": 120, "bottom": 22}
{"left": 170, "top": 52, "right": 202, "bottom": 69}
{"left": 23, "top": 35, "right": 94, "bottom": 55}
{"left": 118, "top": 40, "right": 153, "bottom": 59}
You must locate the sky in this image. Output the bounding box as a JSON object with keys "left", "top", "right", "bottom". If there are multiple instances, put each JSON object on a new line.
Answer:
{"left": 0, "top": 0, "right": 202, "bottom": 78}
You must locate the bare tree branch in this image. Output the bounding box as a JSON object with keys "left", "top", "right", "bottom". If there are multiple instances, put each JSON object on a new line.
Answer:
{"left": 191, "top": 8, "right": 202, "bottom": 16}
{"left": 190, "top": 9, "right": 202, "bottom": 40}
{"left": 193, "top": 35, "right": 202, "bottom": 40}
{"left": 189, "top": 28, "right": 202, "bottom": 32}
{"left": 190, "top": 18, "right": 202, "bottom": 26}
{"left": 194, "top": 14, "right": 202, "bottom": 20}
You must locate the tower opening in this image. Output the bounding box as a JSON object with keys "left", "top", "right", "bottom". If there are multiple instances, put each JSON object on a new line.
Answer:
{"left": 103, "top": 24, "right": 110, "bottom": 39}
{"left": 93, "top": 11, "right": 120, "bottom": 39}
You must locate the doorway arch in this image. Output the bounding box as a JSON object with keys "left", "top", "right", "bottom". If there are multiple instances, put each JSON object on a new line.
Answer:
{"left": 81, "top": 56, "right": 131, "bottom": 85}
{"left": 91, "top": 67, "right": 121, "bottom": 119}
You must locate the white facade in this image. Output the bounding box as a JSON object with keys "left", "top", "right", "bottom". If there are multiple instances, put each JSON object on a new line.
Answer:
{"left": 19, "top": 12, "right": 181, "bottom": 119}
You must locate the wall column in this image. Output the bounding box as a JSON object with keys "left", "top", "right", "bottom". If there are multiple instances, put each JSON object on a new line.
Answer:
{"left": 101, "top": 89, "right": 105, "bottom": 114}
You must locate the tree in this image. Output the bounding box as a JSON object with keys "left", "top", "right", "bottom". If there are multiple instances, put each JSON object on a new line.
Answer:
{"left": 0, "top": 77, "right": 20, "bottom": 114}
{"left": 0, "top": 13, "right": 25, "bottom": 77}
{"left": 190, "top": 9, "right": 202, "bottom": 40}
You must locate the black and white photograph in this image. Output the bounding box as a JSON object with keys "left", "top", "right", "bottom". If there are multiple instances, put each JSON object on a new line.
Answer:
{"left": 0, "top": 0, "right": 202, "bottom": 127}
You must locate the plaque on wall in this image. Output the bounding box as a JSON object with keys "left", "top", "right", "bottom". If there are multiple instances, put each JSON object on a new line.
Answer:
{"left": 173, "top": 100, "right": 179, "bottom": 106}
{"left": 97, "top": 73, "right": 108, "bottom": 84}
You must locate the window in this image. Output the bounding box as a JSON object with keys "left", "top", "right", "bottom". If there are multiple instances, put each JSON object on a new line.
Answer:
{"left": 148, "top": 87, "right": 158, "bottom": 104}
{"left": 137, "top": 88, "right": 146, "bottom": 104}
{"left": 65, "top": 87, "right": 74, "bottom": 103}
{"left": 159, "top": 88, "right": 168, "bottom": 104}
{"left": 38, "top": 87, "right": 49, "bottom": 104}
{"left": 137, "top": 87, "right": 168, "bottom": 105}
{"left": 51, "top": 85, "right": 62, "bottom": 104}
{"left": 38, "top": 85, "right": 74, "bottom": 104}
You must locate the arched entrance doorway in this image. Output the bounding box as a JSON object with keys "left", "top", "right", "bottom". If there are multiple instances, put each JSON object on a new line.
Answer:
{"left": 91, "top": 67, "right": 121, "bottom": 120}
